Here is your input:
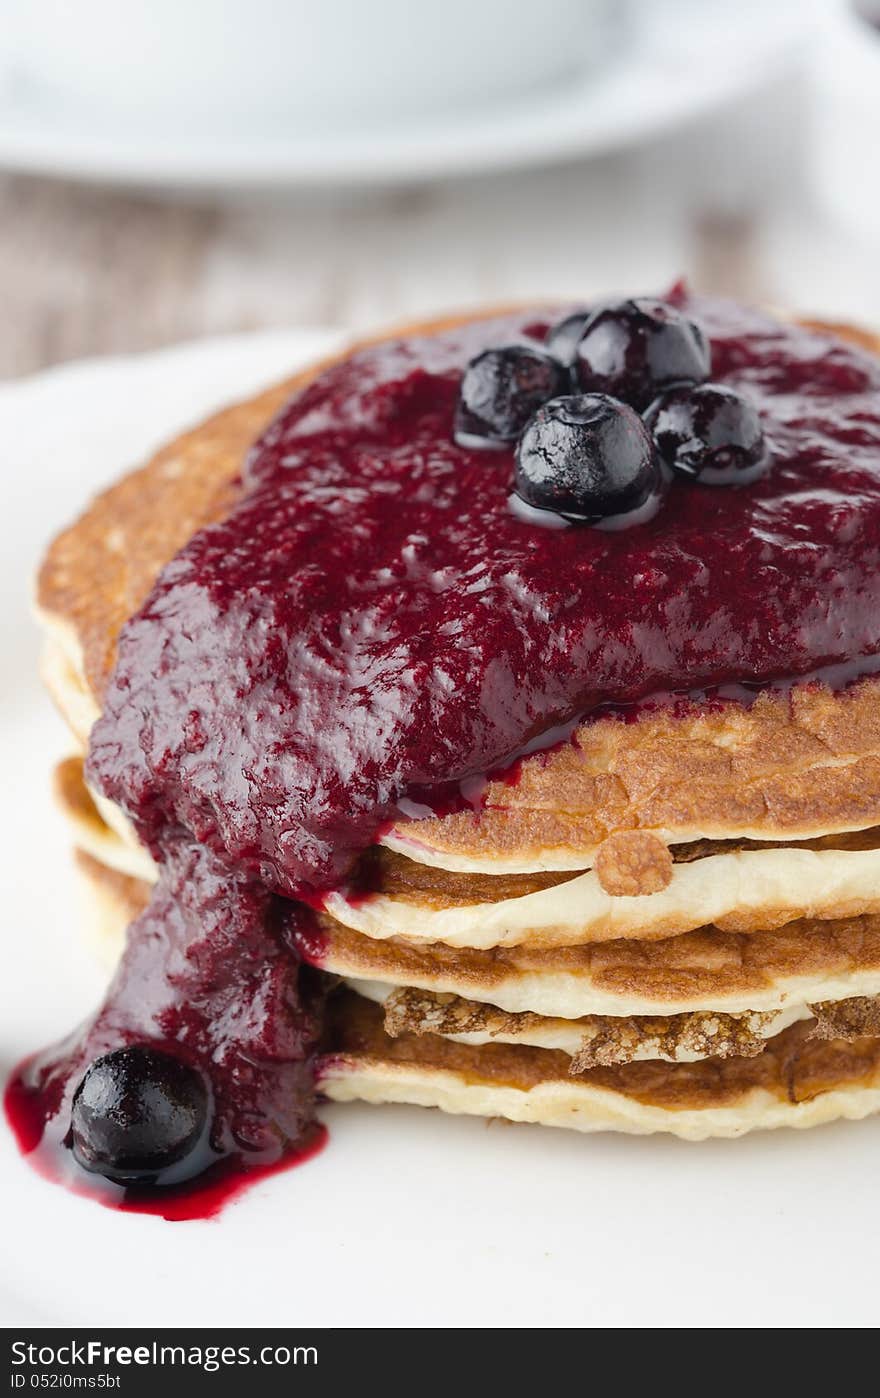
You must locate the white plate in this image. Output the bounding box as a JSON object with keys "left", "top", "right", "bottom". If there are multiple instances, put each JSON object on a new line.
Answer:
{"left": 2, "top": 329, "right": 878, "bottom": 1330}
{"left": 0, "top": 2, "right": 807, "bottom": 188}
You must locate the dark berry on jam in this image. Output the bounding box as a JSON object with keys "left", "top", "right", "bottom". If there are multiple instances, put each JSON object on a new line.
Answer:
{"left": 645, "top": 382, "right": 768, "bottom": 484}
{"left": 514, "top": 393, "right": 660, "bottom": 523}
{"left": 545, "top": 310, "right": 592, "bottom": 366}
{"left": 455, "top": 344, "right": 568, "bottom": 446}
{"left": 71, "top": 1047, "right": 210, "bottom": 1186}
{"left": 574, "top": 298, "right": 710, "bottom": 409}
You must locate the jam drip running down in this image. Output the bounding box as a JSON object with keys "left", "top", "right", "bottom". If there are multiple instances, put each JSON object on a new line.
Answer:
{"left": 7, "top": 841, "right": 326, "bottom": 1218}
{"left": 7, "top": 292, "right": 880, "bottom": 1209}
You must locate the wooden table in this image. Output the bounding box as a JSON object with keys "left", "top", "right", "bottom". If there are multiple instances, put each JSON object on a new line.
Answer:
{"left": 0, "top": 86, "right": 859, "bottom": 381}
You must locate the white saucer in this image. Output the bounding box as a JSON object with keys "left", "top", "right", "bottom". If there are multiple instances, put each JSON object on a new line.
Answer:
{"left": 0, "top": 3, "right": 807, "bottom": 188}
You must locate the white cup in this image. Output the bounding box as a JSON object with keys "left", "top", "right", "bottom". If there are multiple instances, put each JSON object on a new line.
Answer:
{"left": 810, "top": 0, "right": 880, "bottom": 242}
{"left": 6, "top": 0, "right": 619, "bottom": 134}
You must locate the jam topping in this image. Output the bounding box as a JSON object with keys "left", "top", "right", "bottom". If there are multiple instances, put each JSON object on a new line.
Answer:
{"left": 7, "top": 839, "right": 326, "bottom": 1208}
{"left": 88, "top": 292, "right": 880, "bottom": 895}
{"left": 7, "top": 291, "right": 880, "bottom": 1206}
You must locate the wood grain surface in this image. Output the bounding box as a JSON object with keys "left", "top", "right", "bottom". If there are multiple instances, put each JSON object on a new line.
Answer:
{"left": 0, "top": 88, "right": 833, "bottom": 379}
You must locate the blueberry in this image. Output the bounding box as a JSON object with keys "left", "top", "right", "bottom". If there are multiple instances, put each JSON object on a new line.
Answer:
{"left": 574, "top": 298, "right": 710, "bottom": 409}
{"left": 455, "top": 344, "right": 567, "bottom": 446}
{"left": 514, "top": 393, "right": 661, "bottom": 522}
{"left": 71, "top": 1046, "right": 210, "bottom": 1186}
{"left": 545, "top": 310, "right": 592, "bottom": 366}
{"left": 644, "top": 382, "right": 767, "bottom": 484}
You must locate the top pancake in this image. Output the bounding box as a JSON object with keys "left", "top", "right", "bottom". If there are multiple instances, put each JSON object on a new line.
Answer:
{"left": 37, "top": 310, "right": 880, "bottom": 873}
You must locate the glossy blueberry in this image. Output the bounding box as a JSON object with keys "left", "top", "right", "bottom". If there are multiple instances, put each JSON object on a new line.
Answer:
{"left": 644, "top": 382, "right": 767, "bottom": 484}
{"left": 455, "top": 344, "right": 568, "bottom": 446}
{"left": 574, "top": 298, "right": 710, "bottom": 409}
{"left": 71, "top": 1046, "right": 209, "bottom": 1186}
{"left": 514, "top": 393, "right": 661, "bottom": 522}
{"left": 545, "top": 310, "right": 592, "bottom": 367}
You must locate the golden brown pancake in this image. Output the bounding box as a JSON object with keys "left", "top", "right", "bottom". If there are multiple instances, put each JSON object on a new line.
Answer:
{"left": 326, "top": 989, "right": 880, "bottom": 1115}
{"left": 53, "top": 752, "right": 880, "bottom": 956}
{"left": 66, "top": 848, "right": 880, "bottom": 1139}
{"left": 52, "top": 760, "right": 880, "bottom": 1019}
{"left": 35, "top": 309, "right": 880, "bottom": 1140}
{"left": 72, "top": 842, "right": 880, "bottom": 1019}
{"left": 370, "top": 984, "right": 879, "bottom": 1070}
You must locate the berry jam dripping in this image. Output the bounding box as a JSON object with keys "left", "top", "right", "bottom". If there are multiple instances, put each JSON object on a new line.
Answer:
{"left": 6, "top": 840, "right": 328, "bottom": 1213}
{"left": 8, "top": 291, "right": 880, "bottom": 1211}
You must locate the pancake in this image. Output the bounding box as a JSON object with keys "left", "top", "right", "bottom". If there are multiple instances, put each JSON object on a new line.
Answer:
{"left": 316, "top": 912, "right": 880, "bottom": 1019}
{"left": 348, "top": 978, "right": 813, "bottom": 1066}
{"left": 320, "top": 991, "right": 880, "bottom": 1141}
{"left": 54, "top": 756, "right": 155, "bottom": 884}
{"left": 68, "top": 849, "right": 880, "bottom": 1137}
{"left": 72, "top": 838, "right": 880, "bottom": 1039}
{"left": 31, "top": 302, "right": 880, "bottom": 1150}
{"left": 353, "top": 980, "right": 880, "bottom": 1065}
{"left": 325, "top": 838, "right": 880, "bottom": 948}
{"left": 57, "top": 763, "right": 880, "bottom": 1019}
{"left": 381, "top": 677, "right": 880, "bottom": 872}
{"left": 54, "top": 751, "right": 880, "bottom": 954}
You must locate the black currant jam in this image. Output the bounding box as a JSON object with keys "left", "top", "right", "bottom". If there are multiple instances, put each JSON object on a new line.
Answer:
{"left": 7, "top": 291, "right": 880, "bottom": 1213}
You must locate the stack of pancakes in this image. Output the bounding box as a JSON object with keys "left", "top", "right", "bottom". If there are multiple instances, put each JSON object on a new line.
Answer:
{"left": 39, "top": 315, "right": 880, "bottom": 1142}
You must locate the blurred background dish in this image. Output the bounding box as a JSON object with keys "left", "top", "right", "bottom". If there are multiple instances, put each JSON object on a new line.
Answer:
{"left": 5, "top": 0, "right": 614, "bottom": 134}
{"left": 0, "top": 0, "right": 799, "bottom": 186}
{"left": 0, "top": 0, "right": 875, "bottom": 387}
